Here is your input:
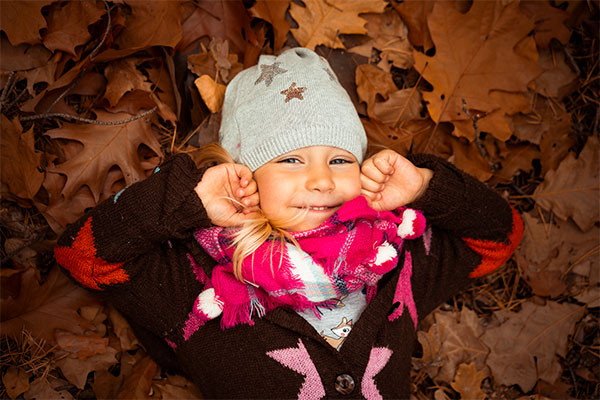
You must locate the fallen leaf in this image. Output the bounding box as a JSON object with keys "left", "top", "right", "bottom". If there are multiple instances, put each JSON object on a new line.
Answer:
{"left": 108, "top": 305, "right": 140, "bottom": 351}
{"left": 195, "top": 75, "right": 226, "bottom": 113}
{"left": 56, "top": 346, "right": 118, "bottom": 390}
{"left": 55, "top": 330, "right": 109, "bottom": 360}
{"left": 249, "top": 0, "right": 291, "bottom": 51}
{"left": 348, "top": 8, "right": 413, "bottom": 72}
{"left": 104, "top": 58, "right": 153, "bottom": 107}
{"left": 24, "top": 377, "right": 74, "bottom": 400}
{"left": 481, "top": 301, "right": 585, "bottom": 392}
{"left": 355, "top": 64, "right": 397, "bottom": 118}
{"left": 0, "top": 116, "right": 44, "bottom": 200}
{"left": 4, "top": 238, "right": 37, "bottom": 269}
{"left": 412, "top": 322, "right": 444, "bottom": 379}
{"left": 0, "top": 35, "right": 51, "bottom": 72}
{"left": 413, "top": 1, "right": 542, "bottom": 142}
{"left": 116, "top": 356, "right": 158, "bottom": 399}
{"left": 0, "top": 1, "right": 53, "bottom": 46}
{"left": 519, "top": 0, "right": 571, "bottom": 48}
{"left": 535, "top": 47, "right": 579, "bottom": 100}
{"left": 42, "top": 1, "right": 105, "bottom": 57}
{"left": 2, "top": 366, "right": 30, "bottom": 399}
{"left": 450, "top": 362, "right": 487, "bottom": 400}
{"left": 391, "top": 0, "right": 434, "bottom": 51}
{"left": 45, "top": 110, "right": 163, "bottom": 202}
{"left": 0, "top": 266, "right": 99, "bottom": 343}
{"left": 434, "top": 308, "right": 489, "bottom": 383}
{"left": 290, "top": 0, "right": 386, "bottom": 50}
{"left": 372, "top": 88, "right": 422, "bottom": 127}
{"left": 533, "top": 136, "right": 600, "bottom": 231}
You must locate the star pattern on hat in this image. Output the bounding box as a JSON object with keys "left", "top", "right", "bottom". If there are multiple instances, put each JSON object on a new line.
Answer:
{"left": 280, "top": 82, "right": 307, "bottom": 103}
{"left": 254, "top": 62, "right": 288, "bottom": 87}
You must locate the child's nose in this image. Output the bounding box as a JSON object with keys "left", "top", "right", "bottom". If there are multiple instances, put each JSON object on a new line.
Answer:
{"left": 306, "top": 166, "right": 335, "bottom": 192}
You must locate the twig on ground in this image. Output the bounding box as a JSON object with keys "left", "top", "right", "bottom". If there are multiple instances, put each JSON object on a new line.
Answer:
{"left": 20, "top": 106, "right": 157, "bottom": 125}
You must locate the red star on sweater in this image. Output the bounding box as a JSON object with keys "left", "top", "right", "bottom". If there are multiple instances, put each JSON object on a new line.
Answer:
{"left": 54, "top": 217, "right": 129, "bottom": 290}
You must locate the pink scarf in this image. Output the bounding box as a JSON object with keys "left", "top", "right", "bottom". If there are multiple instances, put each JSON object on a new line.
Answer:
{"left": 192, "top": 196, "right": 425, "bottom": 329}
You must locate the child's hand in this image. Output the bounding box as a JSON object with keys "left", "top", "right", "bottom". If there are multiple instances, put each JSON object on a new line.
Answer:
{"left": 195, "top": 163, "right": 259, "bottom": 227}
{"left": 361, "top": 150, "right": 433, "bottom": 211}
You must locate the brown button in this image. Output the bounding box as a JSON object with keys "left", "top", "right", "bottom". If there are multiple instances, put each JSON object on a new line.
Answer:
{"left": 335, "top": 374, "right": 355, "bottom": 395}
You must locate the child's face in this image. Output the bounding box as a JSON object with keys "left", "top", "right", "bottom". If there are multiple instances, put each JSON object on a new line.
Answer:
{"left": 254, "top": 145, "right": 362, "bottom": 232}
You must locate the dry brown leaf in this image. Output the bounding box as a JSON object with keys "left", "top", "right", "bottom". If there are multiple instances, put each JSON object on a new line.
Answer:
{"left": 2, "top": 366, "right": 31, "bottom": 399}
{"left": 355, "top": 64, "right": 397, "bottom": 118}
{"left": 0, "top": 1, "right": 53, "bottom": 46}
{"left": 535, "top": 47, "right": 579, "bottom": 100}
{"left": 347, "top": 8, "right": 413, "bottom": 72}
{"left": 412, "top": 322, "right": 443, "bottom": 379}
{"left": 290, "top": 0, "right": 386, "bottom": 50}
{"left": 55, "top": 330, "right": 109, "bottom": 360}
{"left": 516, "top": 211, "right": 599, "bottom": 297}
{"left": 450, "top": 362, "right": 487, "bottom": 400}
{"left": 0, "top": 115, "right": 44, "bottom": 200}
{"left": 534, "top": 136, "right": 600, "bottom": 232}
{"left": 195, "top": 75, "right": 226, "bottom": 114}
{"left": 24, "top": 377, "right": 74, "bottom": 400}
{"left": 362, "top": 117, "right": 428, "bottom": 156}
{"left": 108, "top": 306, "right": 140, "bottom": 351}
{"left": 4, "top": 238, "right": 38, "bottom": 269}
{"left": 45, "top": 110, "right": 163, "bottom": 202}
{"left": 414, "top": 1, "right": 542, "bottom": 142}
{"left": 249, "top": 0, "right": 290, "bottom": 51}
{"left": 104, "top": 58, "right": 153, "bottom": 107}
{"left": 56, "top": 346, "right": 119, "bottom": 390}
{"left": 0, "top": 35, "right": 51, "bottom": 72}
{"left": 0, "top": 267, "right": 99, "bottom": 344}
{"left": 372, "top": 88, "right": 422, "bottom": 127}
{"left": 434, "top": 308, "right": 489, "bottom": 383}
{"left": 42, "top": 1, "right": 105, "bottom": 57}
{"left": 519, "top": 0, "right": 571, "bottom": 48}
{"left": 392, "top": 0, "right": 433, "bottom": 51}
{"left": 116, "top": 356, "right": 158, "bottom": 399}
{"left": 481, "top": 301, "right": 585, "bottom": 392}
{"left": 116, "top": 2, "right": 183, "bottom": 51}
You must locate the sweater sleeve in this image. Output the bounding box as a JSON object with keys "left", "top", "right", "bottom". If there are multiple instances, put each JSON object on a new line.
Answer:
{"left": 54, "top": 154, "right": 212, "bottom": 290}
{"left": 405, "top": 154, "right": 523, "bottom": 317}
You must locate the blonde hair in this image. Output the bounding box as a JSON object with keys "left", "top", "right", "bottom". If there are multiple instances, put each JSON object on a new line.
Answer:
{"left": 193, "top": 143, "right": 302, "bottom": 282}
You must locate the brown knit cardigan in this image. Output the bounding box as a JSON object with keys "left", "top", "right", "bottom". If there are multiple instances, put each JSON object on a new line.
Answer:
{"left": 55, "top": 153, "right": 523, "bottom": 399}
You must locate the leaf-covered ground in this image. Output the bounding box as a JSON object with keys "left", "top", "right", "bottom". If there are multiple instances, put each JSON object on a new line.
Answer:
{"left": 1, "top": 1, "right": 598, "bottom": 399}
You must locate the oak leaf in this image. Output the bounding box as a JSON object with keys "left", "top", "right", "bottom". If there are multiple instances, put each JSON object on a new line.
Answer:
{"left": 42, "top": 1, "right": 105, "bottom": 57}
{"left": 348, "top": 8, "right": 413, "bottom": 72}
{"left": 535, "top": 47, "right": 579, "bottom": 100}
{"left": 0, "top": 35, "right": 51, "bottom": 72}
{"left": 0, "top": 1, "right": 52, "bottom": 46}
{"left": 289, "top": 0, "right": 386, "bottom": 50}
{"left": 249, "top": 0, "right": 291, "bottom": 51}
{"left": 355, "top": 64, "right": 397, "bottom": 118}
{"left": 2, "top": 366, "right": 30, "bottom": 399}
{"left": 116, "top": 356, "right": 158, "bottom": 399}
{"left": 450, "top": 362, "right": 486, "bottom": 400}
{"left": 104, "top": 58, "right": 153, "bottom": 107}
{"left": 195, "top": 75, "right": 226, "bottom": 114}
{"left": 434, "top": 308, "right": 489, "bottom": 383}
{"left": 372, "top": 88, "right": 422, "bottom": 127}
{"left": 56, "top": 346, "right": 119, "bottom": 390}
{"left": 0, "top": 115, "right": 44, "bottom": 200}
{"left": 45, "top": 110, "right": 163, "bottom": 201}
{"left": 412, "top": 322, "right": 443, "bottom": 378}
{"left": 24, "top": 377, "right": 74, "bottom": 400}
{"left": 534, "top": 136, "right": 600, "bottom": 232}
{"left": 481, "top": 301, "right": 584, "bottom": 392}
{"left": 519, "top": 0, "right": 571, "bottom": 48}
{"left": 413, "top": 1, "right": 542, "bottom": 142}
{"left": 0, "top": 267, "right": 98, "bottom": 344}
{"left": 392, "top": 0, "right": 434, "bottom": 51}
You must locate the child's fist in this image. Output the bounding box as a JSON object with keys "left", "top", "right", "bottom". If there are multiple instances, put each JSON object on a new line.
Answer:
{"left": 360, "top": 150, "right": 432, "bottom": 211}
{"left": 195, "top": 163, "right": 259, "bottom": 227}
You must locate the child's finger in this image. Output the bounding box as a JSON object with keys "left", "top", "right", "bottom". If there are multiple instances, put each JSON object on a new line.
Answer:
{"left": 242, "top": 192, "right": 260, "bottom": 208}
{"left": 237, "top": 179, "right": 257, "bottom": 198}
{"left": 373, "top": 155, "right": 395, "bottom": 176}
{"left": 361, "top": 161, "right": 390, "bottom": 183}
{"left": 361, "top": 189, "right": 382, "bottom": 203}
{"left": 234, "top": 164, "right": 253, "bottom": 187}
{"left": 360, "top": 174, "right": 385, "bottom": 193}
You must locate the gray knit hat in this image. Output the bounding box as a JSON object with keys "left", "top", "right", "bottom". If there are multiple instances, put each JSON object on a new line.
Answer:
{"left": 219, "top": 47, "right": 367, "bottom": 171}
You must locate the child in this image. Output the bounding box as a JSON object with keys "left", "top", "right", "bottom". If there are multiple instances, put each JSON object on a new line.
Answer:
{"left": 55, "top": 48, "right": 523, "bottom": 399}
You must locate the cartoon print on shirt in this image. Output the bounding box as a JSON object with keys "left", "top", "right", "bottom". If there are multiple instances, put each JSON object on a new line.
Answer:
{"left": 320, "top": 317, "right": 352, "bottom": 350}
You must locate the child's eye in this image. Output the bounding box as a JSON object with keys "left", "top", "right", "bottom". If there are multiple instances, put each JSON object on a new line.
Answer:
{"left": 278, "top": 157, "right": 301, "bottom": 164}
{"left": 330, "top": 158, "right": 353, "bottom": 165}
